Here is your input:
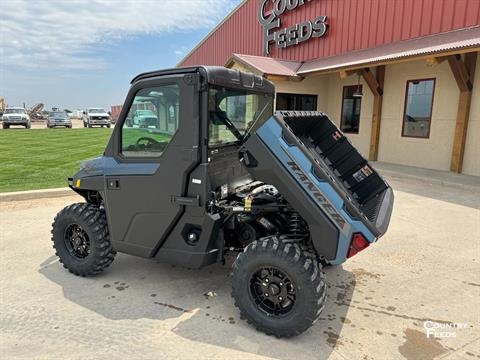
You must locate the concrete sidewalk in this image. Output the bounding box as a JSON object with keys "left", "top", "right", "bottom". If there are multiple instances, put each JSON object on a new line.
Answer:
{"left": 372, "top": 162, "right": 480, "bottom": 191}
{"left": 1, "top": 170, "right": 479, "bottom": 359}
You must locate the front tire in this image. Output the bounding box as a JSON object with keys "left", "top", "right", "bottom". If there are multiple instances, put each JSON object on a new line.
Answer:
{"left": 232, "top": 238, "right": 327, "bottom": 338}
{"left": 51, "top": 203, "right": 116, "bottom": 276}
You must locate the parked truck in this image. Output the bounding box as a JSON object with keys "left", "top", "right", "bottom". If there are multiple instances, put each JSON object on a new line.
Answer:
{"left": 51, "top": 66, "right": 393, "bottom": 337}
{"left": 2, "top": 107, "right": 31, "bottom": 129}
{"left": 82, "top": 107, "right": 111, "bottom": 128}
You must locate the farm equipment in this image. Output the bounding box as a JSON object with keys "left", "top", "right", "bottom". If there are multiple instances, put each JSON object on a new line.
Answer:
{"left": 51, "top": 66, "right": 393, "bottom": 337}
{"left": 28, "top": 103, "right": 46, "bottom": 120}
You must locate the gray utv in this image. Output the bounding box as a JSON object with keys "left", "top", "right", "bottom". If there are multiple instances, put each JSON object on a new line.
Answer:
{"left": 52, "top": 66, "right": 393, "bottom": 337}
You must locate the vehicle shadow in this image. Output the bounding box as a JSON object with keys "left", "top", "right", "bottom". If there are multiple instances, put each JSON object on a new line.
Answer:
{"left": 39, "top": 254, "right": 355, "bottom": 360}
{"left": 171, "top": 263, "right": 356, "bottom": 360}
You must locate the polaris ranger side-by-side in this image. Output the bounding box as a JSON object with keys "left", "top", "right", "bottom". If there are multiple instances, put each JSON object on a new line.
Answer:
{"left": 52, "top": 66, "right": 393, "bottom": 337}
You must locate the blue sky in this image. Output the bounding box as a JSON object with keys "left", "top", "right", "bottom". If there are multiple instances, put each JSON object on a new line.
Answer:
{"left": 0, "top": 0, "right": 241, "bottom": 111}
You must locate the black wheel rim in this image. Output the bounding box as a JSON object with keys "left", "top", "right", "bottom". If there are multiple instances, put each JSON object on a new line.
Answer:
{"left": 249, "top": 267, "right": 296, "bottom": 316}
{"left": 64, "top": 224, "right": 90, "bottom": 259}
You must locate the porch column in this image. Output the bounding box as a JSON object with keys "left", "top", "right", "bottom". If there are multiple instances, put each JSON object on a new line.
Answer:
{"left": 448, "top": 52, "right": 477, "bottom": 173}
{"left": 359, "top": 66, "right": 385, "bottom": 161}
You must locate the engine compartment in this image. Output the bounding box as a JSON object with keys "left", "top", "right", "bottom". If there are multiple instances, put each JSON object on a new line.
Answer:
{"left": 208, "top": 181, "right": 312, "bottom": 255}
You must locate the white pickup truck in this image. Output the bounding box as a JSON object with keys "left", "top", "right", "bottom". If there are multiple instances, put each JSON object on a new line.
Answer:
{"left": 82, "top": 107, "right": 111, "bottom": 128}
{"left": 2, "top": 107, "right": 31, "bottom": 129}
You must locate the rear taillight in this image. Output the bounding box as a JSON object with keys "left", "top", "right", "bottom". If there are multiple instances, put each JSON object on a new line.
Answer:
{"left": 347, "top": 233, "right": 370, "bottom": 258}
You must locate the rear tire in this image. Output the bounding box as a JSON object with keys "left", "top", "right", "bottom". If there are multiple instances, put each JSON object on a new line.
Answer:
{"left": 232, "top": 237, "right": 327, "bottom": 338}
{"left": 3, "top": 123, "right": 9, "bottom": 129}
{"left": 51, "top": 203, "right": 116, "bottom": 276}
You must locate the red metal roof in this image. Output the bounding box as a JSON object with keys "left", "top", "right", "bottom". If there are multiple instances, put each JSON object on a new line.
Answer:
{"left": 180, "top": 0, "right": 480, "bottom": 67}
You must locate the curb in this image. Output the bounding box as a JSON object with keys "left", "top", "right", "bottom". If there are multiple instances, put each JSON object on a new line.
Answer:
{"left": 0, "top": 188, "right": 74, "bottom": 202}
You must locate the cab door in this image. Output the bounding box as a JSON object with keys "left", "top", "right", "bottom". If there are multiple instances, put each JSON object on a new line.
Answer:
{"left": 104, "top": 73, "right": 200, "bottom": 257}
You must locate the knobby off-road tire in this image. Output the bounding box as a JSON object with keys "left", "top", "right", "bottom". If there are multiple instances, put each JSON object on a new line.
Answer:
{"left": 232, "top": 237, "right": 327, "bottom": 338}
{"left": 52, "top": 203, "right": 116, "bottom": 276}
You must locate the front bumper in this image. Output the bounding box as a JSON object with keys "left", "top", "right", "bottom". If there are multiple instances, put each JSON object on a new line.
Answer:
{"left": 88, "top": 120, "right": 110, "bottom": 125}
{"left": 49, "top": 121, "right": 72, "bottom": 126}
{"left": 4, "top": 118, "right": 28, "bottom": 124}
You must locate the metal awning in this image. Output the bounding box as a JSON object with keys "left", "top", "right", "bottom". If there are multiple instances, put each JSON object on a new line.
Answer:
{"left": 227, "top": 26, "right": 480, "bottom": 77}
{"left": 226, "top": 54, "right": 302, "bottom": 79}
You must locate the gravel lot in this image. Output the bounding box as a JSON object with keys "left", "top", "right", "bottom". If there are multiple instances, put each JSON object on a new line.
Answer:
{"left": 1, "top": 175, "right": 479, "bottom": 360}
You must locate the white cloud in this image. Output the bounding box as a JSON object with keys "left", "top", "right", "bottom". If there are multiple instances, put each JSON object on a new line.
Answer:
{"left": 1, "top": 0, "right": 237, "bottom": 70}
{"left": 174, "top": 45, "right": 190, "bottom": 57}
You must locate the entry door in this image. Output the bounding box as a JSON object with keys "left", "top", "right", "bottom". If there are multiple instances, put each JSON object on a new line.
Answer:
{"left": 104, "top": 75, "right": 199, "bottom": 257}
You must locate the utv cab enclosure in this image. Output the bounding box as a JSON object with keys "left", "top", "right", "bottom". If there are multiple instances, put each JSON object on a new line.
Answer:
{"left": 52, "top": 66, "right": 393, "bottom": 337}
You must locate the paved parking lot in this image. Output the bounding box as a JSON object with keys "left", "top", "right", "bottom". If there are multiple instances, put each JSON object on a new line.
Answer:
{"left": 1, "top": 173, "right": 479, "bottom": 359}
{"left": 0, "top": 119, "right": 113, "bottom": 129}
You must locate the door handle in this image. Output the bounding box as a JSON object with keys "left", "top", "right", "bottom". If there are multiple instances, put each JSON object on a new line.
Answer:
{"left": 107, "top": 178, "right": 120, "bottom": 190}
{"left": 171, "top": 195, "right": 200, "bottom": 206}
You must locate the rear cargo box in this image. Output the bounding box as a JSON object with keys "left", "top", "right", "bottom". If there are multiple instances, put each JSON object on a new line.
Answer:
{"left": 241, "top": 111, "right": 393, "bottom": 263}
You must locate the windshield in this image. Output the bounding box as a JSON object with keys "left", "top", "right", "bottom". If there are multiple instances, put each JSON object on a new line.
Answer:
{"left": 50, "top": 111, "right": 67, "bottom": 118}
{"left": 88, "top": 108, "right": 106, "bottom": 113}
{"left": 5, "top": 108, "right": 26, "bottom": 114}
{"left": 208, "top": 87, "right": 274, "bottom": 147}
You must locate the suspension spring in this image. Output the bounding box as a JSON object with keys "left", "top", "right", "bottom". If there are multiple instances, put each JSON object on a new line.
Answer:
{"left": 279, "top": 212, "right": 309, "bottom": 242}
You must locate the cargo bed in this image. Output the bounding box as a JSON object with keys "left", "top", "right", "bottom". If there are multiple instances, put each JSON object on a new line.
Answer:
{"left": 241, "top": 111, "right": 394, "bottom": 264}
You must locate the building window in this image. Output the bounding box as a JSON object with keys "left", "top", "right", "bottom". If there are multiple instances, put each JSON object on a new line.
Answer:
{"left": 402, "top": 79, "right": 435, "bottom": 138}
{"left": 340, "top": 85, "right": 362, "bottom": 134}
{"left": 276, "top": 93, "right": 317, "bottom": 111}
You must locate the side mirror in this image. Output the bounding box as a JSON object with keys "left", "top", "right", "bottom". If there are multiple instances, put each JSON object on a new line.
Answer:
{"left": 83, "top": 111, "right": 86, "bottom": 115}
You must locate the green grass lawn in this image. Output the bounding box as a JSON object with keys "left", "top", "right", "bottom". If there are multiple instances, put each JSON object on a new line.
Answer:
{"left": 0, "top": 128, "right": 112, "bottom": 192}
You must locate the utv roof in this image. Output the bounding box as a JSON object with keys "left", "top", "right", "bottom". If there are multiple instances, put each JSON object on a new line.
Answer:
{"left": 131, "top": 66, "right": 275, "bottom": 94}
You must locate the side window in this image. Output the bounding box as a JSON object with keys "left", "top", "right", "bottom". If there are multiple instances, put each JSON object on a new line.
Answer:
{"left": 402, "top": 79, "right": 435, "bottom": 138}
{"left": 121, "top": 84, "right": 179, "bottom": 157}
{"left": 340, "top": 85, "right": 362, "bottom": 134}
